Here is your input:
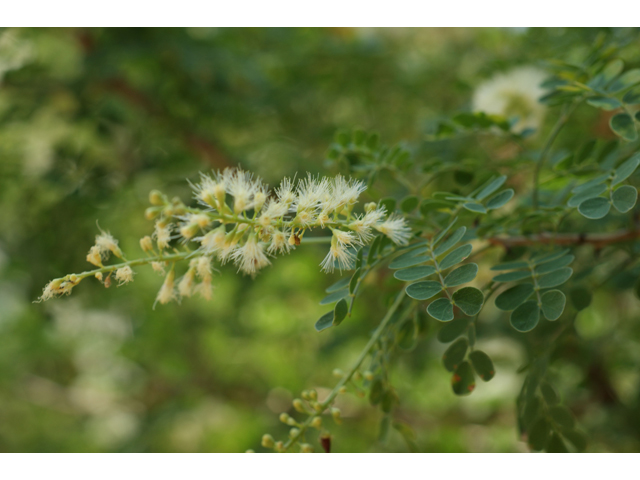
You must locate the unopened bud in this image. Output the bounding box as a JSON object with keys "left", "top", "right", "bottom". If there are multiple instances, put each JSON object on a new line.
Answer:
{"left": 365, "top": 202, "right": 377, "bottom": 213}
{"left": 332, "top": 369, "right": 344, "bottom": 378}
{"left": 149, "top": 190, "right": 165, "bottom": 206}
{"left": 287, "top": 417, "right": 298, "bottom": 426}
{"left": 301, "top": 443, "right": 314, "bottom": 453}
{"left": 279, "top": 413, "right": 290, "bottom": 424}
{"left": 289, "top": 427, "right": 300, "bottom": 438}
{"left": 339, "top": 386, "right": 347, "bottom": 394}
{"left": 275, "top": 441, "right": 284, "bottom": 452}
{"left": 308, "top": 389, "right": 317, "bottom": 401}
{"left": 145, "top": 207, "right": 161, "bottom": 220}
{"left": 292, "top": 399, "right": 305, "bottom": 413}
{"left": 261, "top": 434, "right": 275, "bottom": 448}
{"left": 364, "top": 371, "right": 374, "bottom": 381}
{"left": 310, "top": 417, "right": 322, "bottom": 429}
{"left": 331, "top": 407, "right": 342, "bottom": 424}
{"left": 301, "top": 390, "right": 311, "bottom": 400}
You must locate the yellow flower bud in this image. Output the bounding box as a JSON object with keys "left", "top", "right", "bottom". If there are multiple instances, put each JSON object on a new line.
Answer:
{"left": 140, "top": 236, "right": 154, "bottom": 252}
{"left": 292, "top": 399, "right": 305, "bottom": 413}
{"left": 149, "top": 190, "right": 165, "bottom": 206}
{"left": 301, "top": 443, "right": 314, "bottom": 453}
{"left": 261, "top": 434, "right": 275, "bottom": 448}
{"left": 332, "top": 369, "right": 344, "bottom": 378}
{"left": 279, "top": 413, "right": 290, "bottom": 424}
{"left": 289, "top": 427, "right": 300, "bottom": 438}
{"left": 310, "top": 417, "right": 322, "bottom": 429}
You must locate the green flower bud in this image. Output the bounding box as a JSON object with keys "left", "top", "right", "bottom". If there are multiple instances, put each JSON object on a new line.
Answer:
{"left": 261, "top": 434, "right": 275, "bottom": 448}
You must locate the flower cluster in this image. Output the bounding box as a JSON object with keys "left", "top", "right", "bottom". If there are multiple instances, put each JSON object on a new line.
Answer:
{"left": 38, "top": 168, "right": 412, "bottom": 305}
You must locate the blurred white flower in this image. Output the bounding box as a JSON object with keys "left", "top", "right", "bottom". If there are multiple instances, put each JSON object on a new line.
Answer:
{"left": 472, "top": 66, "right": 547, "bottom": 133}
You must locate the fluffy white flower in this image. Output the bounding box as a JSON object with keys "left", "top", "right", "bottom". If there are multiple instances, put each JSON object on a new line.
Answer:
{"left": 374, "top": 214, "right": 411, "bottom": 245}
{"left": 155, "top": 270, "right": 176, "bottom": 306}
{"left": 320, "top": 242, "right": 355, "bottom": 273}
{"left": 232, "top": 235, "right": 271, "bottom": 276}
{"left": 472, "top": 66, "right": 547, "bottom": 133}
{"left": 115, "top": 266, "right": 135, "bottom": 285}
{"left": 267, "top": 229, "right": 292, "bottom": 255}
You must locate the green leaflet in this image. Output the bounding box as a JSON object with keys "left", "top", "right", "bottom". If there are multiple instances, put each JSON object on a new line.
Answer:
{"left": 389, "top": 248, "right": 429, "bottom": 269}
{"left": 612, "top": 154, "right": 640, "bottom": 186}
{"left": 437, "top": 318, "right": 469, "bottom": 343}
{"left": 578, "top": 197, "right": 611, "bottom": 219}
{"left": 444, "top": 263, "right": 478, "bottom": 287}
{"left": 534, "top": 255, "right": 574, "bottom": 274}
{"left": 567, "top": 183, "right": 607, "bottom": 207}
{"left": 442, "top": 338, "right": 468, "bottom": 372}
{"left": 405, "top": 281, "right": 442, "bottom": 300}
{"left": 451, "top": 361, "right": 475, "bottom": 396}
{"left": 610, "top": 113, "right": 638, "bottom": 141}
{"left": 540, "top": 289, "right": 566, "bottom": 321}
{"left": 495, "top": 283, "right": 534, "bottom": 311}
{"left": 394, "top": 265, "right": 437, "bottom": 282}
{"left": 537, "top": 267, "right": 573, "bottom": 289}
{"left": 427, "top": 297, "right": 454, "bottom": 322}
{"left": 319, "top": 289, "right": 349, "bottom": 305}
{"left": 433, "top": 226, "right": 466, "bottom": 256}
{"left": 492, "top": 270, "right": 532, "bottom": 282}
{"left": 475, "top": 175, "right": 507, "bottom": 200}
{"left": 612, "top": 185, "right": 637, "bottom": 213}
{"left": 452, "top": 287, "right": 484, "bottom": 316}
{"left": 510, "top": 300, "right": 540, "bottom": 332}
{"left": 332, "top": 299, "right": 348, "bottom": 326}
{"left": 491, "top": 260, "right": 529, "bottom": 271}
{"left": 439, "top": 244, "right": 472, "bottom": 270}
{"left": 326, "top": 276, "right": 350, "bottom": 293}
{"left": 469, "top": 350, "right": 495, "bottom": 382}
{"left": 315, "top": 311, "right": 334, "bottom": 332}
{"left": 486, "top": 189, "right": 514, "bottom": 209}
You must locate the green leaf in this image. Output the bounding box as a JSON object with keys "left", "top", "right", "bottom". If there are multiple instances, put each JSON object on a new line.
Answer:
{"left": 537, "top": 267, "right": 573, "bottom": 289}
{"left": 420, "top": 199, "right": 454, "bottom": 214}
{"left": 394, "top": 265, "right": 437, "bottom": 282}
{"left": 369, "top": 379, "right": 383, "bottom": 405}
{"left": 326, "top": 276, "right": 350, "bottom": 293}
{"left": 432, "top": 218, "right": 458, "bottom": 246}
{"left": 528, "top": 418, "right": 551, "bottom": 451}
{"left": 442, "top": 338, "right": 468, "bottom": 372}
{"left": 612, "top": 154, "right": 640, "bottom": 186}
{"left": 469, "top": 350, "right": 495, "bottom": 381}
{"left": 567, "top": 184, "right": 607, "bottom": 207}
{"left": 315, "top": 311, "right": 334, "bottom": 332}
{"left": 612, "top": 185, "right": 637, "bottom": 213}
{"left": 333, "top": 299, "right": 348, "bottom": 326}
{"left": 541, "top": 382, "right": 560, "bottom": 405}
{"left": 623, "top": 88, "right": 640, "bottom": 105}
{"left": 437, "top": 318, "right": 469, "bottom": 343}
{"left": 549, "top": 405, "right": 575, "bottom": 430}
{"left": 427, "top": 297, "right": 454, "bottom": 322}
{"left": 562, "top": 429, "right": 587, "bottom": 453}
{"left": 491, "top": 260, "right": 529, "bottom": 271}
{"left": 451, "top": 361, "right": 475, "bottom": 396}
{"left": 608, "top": 68, "right": 640, "bottom": 93}
{"left": 462, "top": 202, "right": 487, "bottom": 214}
{"left": 610, "top": 113, "right": 637, "bottom": 141}
{"left": 454, "top": 170, "right": 474, "bottom": 185}
{"left": 578, "top": 196, "right": 611, "bottom": 219}
{"left": 569, "top": 287, "right": 592, "bottom": 311}
{"left": 586, "top": 96, "right": 621, "bottom": 110}
{"left": 389, "top": 248, "right": 429, "bottom": 269}
{"left": 510, "top": 300, "right": 540, "bottom": 332}
{"left": 571, "top": 174, "right": 610, "bottom": 194}
{"left": 452, "top": 287, "right": 484, "bottom": 316}
{"left": 320, "top": 289, "right": 349, "bottom": 305}
{"left": 475, "top": 175, "right": 507, "bottom": 200}
{"left": 540, "top": 290, "right": 566, "bottom": 321}
{"left": 433, "top": 227, "right": 466, "bottom": 256}
{"left": 400, "top": 195, "right": 419, "bottom": 213}
{"left": 486, "top": 189, "right": 514, "bottom": 209}
{"left": 406, "top": 281, "right": 442, "bottom": 300}
{"left": 535, "top": 255, "right": 574, "bottom": 274}
{"left": 393, "top": 422, "right": 419, "bottom": 453}
{"left": 439, "top": 244, "right": 473, "bottom": 270}
{"left": 493, "top": 270, "right": 532, "bottom": 282}
{"left": 546, "top": 433, "right": 568, "bottom": 453}
{"left": 444, "top": 263, "right": 478, "bottom": 287}
{"left": 531, "top": 249, "right": 571, "bottom": 265}
{"left": 495, "top": 283, "right": 534, "bottom": 311}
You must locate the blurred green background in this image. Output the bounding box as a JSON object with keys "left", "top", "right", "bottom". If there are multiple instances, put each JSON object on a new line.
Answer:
{"left": 2, "top": 27, "right": 640, "bottom": 452}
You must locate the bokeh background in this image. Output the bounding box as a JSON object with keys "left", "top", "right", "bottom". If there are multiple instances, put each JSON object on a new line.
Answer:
{"left": 2, "top": 27, "right": 640, "bottom": 452}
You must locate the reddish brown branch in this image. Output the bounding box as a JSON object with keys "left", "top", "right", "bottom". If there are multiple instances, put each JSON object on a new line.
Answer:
{"left": 488, "top": 228, "right": 640, "bottom": 250}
